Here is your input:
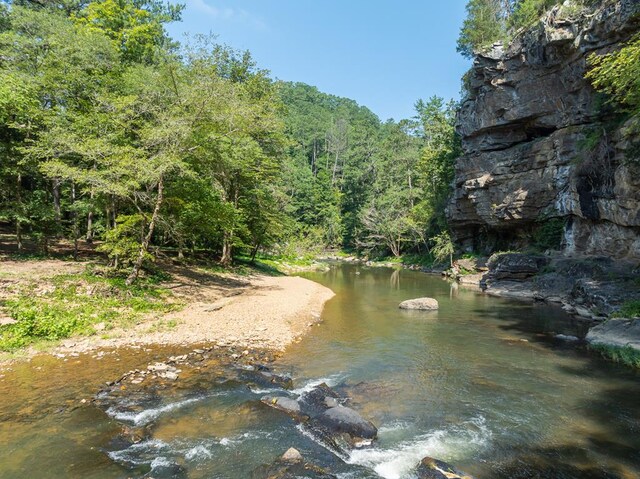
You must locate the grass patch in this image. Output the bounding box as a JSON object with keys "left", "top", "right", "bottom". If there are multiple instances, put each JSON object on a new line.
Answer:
{"left": 0, "top": 268, "right": 178, "bottom": 351}
{"left": 237, "top": 254, "right": 322, "bottom": 275}
{"left": 590, "top": 343, "right": 640, "bottom": 369}
{"left": 612, "top": 300, "right": 640, "bottom": 319}
{"left": 146, "top": 318, "right": 179, "bottom": 333}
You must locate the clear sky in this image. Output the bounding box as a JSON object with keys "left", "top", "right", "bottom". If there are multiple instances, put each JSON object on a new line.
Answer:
{"left": 166, "top": 1, "right": 471, "bottom": 122}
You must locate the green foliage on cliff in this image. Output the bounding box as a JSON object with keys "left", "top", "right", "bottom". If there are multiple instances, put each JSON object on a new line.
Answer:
{"left": 457, "top": 0, "right": 598, "bottom": 58}
{"left": 457, "top": 0, "right": 509, "bottom": 58}
{"left": 532, "top": 217, "right": 565, "bottom": 251}
{"left": 587, "top": 33, "right": 640, "bottom": 116}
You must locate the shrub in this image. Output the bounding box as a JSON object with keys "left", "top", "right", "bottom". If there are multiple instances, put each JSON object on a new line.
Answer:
{"left": 532, "top": 217, "right": 565, "bottom": 251}
{"left": 613, "top": 300, "right": 640, "bottom": 319}
{"left": 0, "top": 271, "right": 175, "bottom": 351}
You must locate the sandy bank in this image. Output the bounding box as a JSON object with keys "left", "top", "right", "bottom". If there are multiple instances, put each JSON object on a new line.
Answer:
{"left": 0, "top": 260, "right": 335, "bottom": 359}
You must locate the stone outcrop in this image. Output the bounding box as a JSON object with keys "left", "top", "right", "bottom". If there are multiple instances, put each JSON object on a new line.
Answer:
{"left": 476, "top": 253, "right": 640, "bottom": 320}
{"left": 449, "top": 0, "right": 640, "bottom": 259}
{"left": 586, "top": 318, "right": 640, "bottom": 350}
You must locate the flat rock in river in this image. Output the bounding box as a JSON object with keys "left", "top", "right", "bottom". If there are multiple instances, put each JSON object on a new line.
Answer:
{"left": 399, "top": 298, "right": 439, "bottom": 310}
{"left": 586, "top": 319, "right": 640, "bottom": 351}
{"left": 261, "top": 396, "right": 304, "bottom": 418}
{"left": 417, "top": 456, "right": 475, "bottom": 479}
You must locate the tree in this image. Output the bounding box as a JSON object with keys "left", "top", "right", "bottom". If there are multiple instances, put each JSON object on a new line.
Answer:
{"left": 457, "top": 0, "right": 508, "bottom": 58}
{"left": 457, "top": 0, "right": 575, "bottom": 58}
{"left": 587, "top": 33, "right": 640, "bottom": 116}
{"left": 430, "top": 231, "right": 455, "bottom": 267}
{"left": 74, "top": 0, "right": 183, "bottom": 63}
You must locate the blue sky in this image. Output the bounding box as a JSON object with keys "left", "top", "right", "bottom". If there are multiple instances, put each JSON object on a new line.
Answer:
{"left": 166, "top": 1, "right": 470, "bottom": 122}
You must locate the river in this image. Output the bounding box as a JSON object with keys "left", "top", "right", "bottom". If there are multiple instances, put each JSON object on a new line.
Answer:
{"left": 1, "top": 263, "right": 639, "bottom": 478}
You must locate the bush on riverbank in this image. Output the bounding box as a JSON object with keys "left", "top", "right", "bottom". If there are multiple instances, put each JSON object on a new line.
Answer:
{"left": 613, "top": 300, "right": 640, "bottom": 319}
{"left": 0, "top": 268, "right": 177, "bottom": 351}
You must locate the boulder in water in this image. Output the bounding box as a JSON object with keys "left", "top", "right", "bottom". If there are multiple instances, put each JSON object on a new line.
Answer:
{"left": 399, "top": 298, "right": 439, "bottom": 310}
{"left": 261, "top": 396, "right": 305, "bottom": 419}
{"left": 298, "top": 382, "right": 340, "bottom": 417}
{"left": 252, "top": 449, "right": 337, "bottom": 479}
{"left": 416, "top": 456, "right": 475, "bottom": 479}
{"left": 142, "top": 460, "right": 187, "bottom": 479}
{"left": 315, "top": 405, "right": 378, "bottom": 445}
{"left": 281, "top": 447, "right": 303, "bottom": 462}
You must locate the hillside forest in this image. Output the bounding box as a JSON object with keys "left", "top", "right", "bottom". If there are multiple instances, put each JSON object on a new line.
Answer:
{"left": 0, "top": 0, "right": 635, "bottom": 283}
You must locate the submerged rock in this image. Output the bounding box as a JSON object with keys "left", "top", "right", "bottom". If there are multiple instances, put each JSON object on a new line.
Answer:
{"left": 399, "top": 298, "right": 439, "bottom": 310}
{"left": 417, "top": 456, "right": 475, "bottom": 479}
{"left": 239, "top": 367, "right": 293, "bottom": 390}
{"left": 142, "top": 460, "right": 187, "bottom": 479}
{"left": 252, "top": 449, "right": 337, "bottom": 479}
{"left": 262, "top": 382, "right": 378, "bottom": 452}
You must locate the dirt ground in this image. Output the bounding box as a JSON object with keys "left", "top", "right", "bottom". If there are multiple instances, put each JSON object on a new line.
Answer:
{"left": 0, "top": 257, "right": 335, "bottom": 358}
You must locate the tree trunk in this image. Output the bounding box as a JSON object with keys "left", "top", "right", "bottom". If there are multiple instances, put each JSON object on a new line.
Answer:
{"left": 220, "top": 179, "right": 239, "bottom": 268}
{"left": 178, "top": 240, "right": 184, "bottom": 260}
{"left": 110, "top": 195, "right": 117, "bottom": 229}
{"left": 126, "top": 177, "right": 164, "bottom": 286}
{"left": 220, "top": 231, "right": 233, "bottom": 267}
{"left": 312, "top": 140, "right": 317, "bottom": 176}
{"left": 250, "top": 243, "right": 260, "bottom": 264}
{"left": 86, "top": 187, "right": 94, "bottom": 242}
{"left": 52, "top": 178, "right": 62, "bottom": 230}
{"left": 86, "top": 210, "right": 94, "bottom": 242}
{"left": 16, "top": 222, "right": 22, "bottom": 251}
{"left": 331, "top": 152, "right": 339, "bottom": 186}
{"left": 16, "top": 174, "right": 22, "bottom": 251}
{"left": 72, "top": 183, "right": 79, "bottom": 261}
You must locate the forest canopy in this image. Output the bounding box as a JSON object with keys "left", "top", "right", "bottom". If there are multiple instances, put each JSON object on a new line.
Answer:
{"left": 0, "top": 0, "right": 460, "bottom": 280}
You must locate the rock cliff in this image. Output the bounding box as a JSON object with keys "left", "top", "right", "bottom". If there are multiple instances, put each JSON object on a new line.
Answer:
{"left": 448, "top": 0, "right": 640, "bottom": 259}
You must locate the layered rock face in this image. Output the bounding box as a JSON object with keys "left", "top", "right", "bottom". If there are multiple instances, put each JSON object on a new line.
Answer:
{"left": 448, "top": 0, "right": 640, "bottom": 259}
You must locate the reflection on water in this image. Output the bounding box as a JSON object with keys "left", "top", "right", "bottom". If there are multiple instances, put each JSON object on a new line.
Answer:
{"left": 1, "top": 263, "right": 640, "bottom": 478}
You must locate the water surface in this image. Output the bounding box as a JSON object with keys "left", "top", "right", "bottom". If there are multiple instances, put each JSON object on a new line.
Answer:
{"left": 1, "top": 263, "right": 639, "bottom": 478}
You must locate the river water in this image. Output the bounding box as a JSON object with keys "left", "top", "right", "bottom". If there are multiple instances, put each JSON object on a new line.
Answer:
{"left": 1, "top": 263, "right": 640, "bottom": 478}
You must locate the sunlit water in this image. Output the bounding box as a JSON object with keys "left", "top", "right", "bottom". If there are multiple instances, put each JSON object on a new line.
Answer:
{"left": 1, "top": 263, "right": 640, "bottom": 478}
